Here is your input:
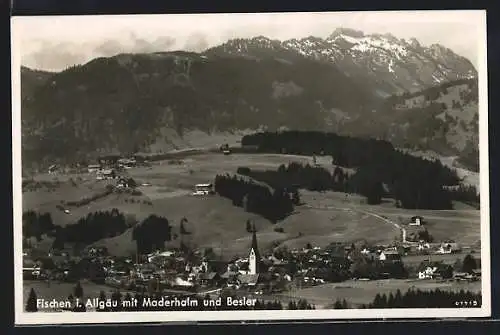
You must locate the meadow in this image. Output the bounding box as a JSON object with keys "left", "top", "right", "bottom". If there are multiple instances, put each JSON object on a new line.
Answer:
{"left": 22, "top": 152, "right": 481, "bottom": 258}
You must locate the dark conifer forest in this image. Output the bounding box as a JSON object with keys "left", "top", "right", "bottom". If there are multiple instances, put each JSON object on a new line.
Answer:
{"left": 239, "top": 131, "right": 478, "bottom": 209}
{"left": 214, "top": 174, "right": 294, "bottom": 223}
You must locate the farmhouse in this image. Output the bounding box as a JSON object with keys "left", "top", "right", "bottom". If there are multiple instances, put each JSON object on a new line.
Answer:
{"left": 97, "top": 169, "right": 116, "bottom": 180}
{"left": 48, "top": 164, "right": 59, "bottom": 174}
{"left": 438, "top": 242, "right": 461, "bottom": 254}
{"left": 87, "top": 164, "right": 101, "bottom": 173}
{"left": 197, "top": 272, "right": 223, "bottom": 287}
{"left": 418, "top": 266, "right": 438, "bottom": 279}
{"left": 117, "top": 158, "right": 137, "bottom": 169}
{"left": 23, "top": 258, "right": 41, "bottom": 279}
{"left": 378, "top": 250, "right": 402, "bottom": 262}
{"left": 192, "top": 183, "right": 214, "bottom": 196}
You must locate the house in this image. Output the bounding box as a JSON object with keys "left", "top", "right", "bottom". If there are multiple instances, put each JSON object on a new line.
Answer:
{"left": 378, "top": 250, "right": 401, "bottom": 262}
{"left": 197, "top": 272, "right": 223, "bottom": 287}
{"left": 201, "top": 259, "right": 227, "bottom": 274}
{"left": 97, "top": 169, "right": 116, "bottom": 180}
{"left": 409, "top": 216, "right": 424, "bottom": 226}
{"left": 417, "top": 242, "right": 431, "bottom": 251}
{"left": 117, "top": 158, "right": 137, "bottom": 169}
{"left": 23, "top": 258, "right": 42, "bottom": 278}
{"left": 48, "top": 164, "right": 59, "bottom": 174}
{"left": 117, "top": 177, "right": 130, "bottom": 188}
{"left": 438, "top": 242, "right": 461, "bottom": 254}
{"left": 87, "top": 164, "right": 101, "bottom": 173}
{"left": 237, "top": 273, "right": 260, "bottom": 287}
{"left": 418, "top": 266, "right": 438, "bottom": 279}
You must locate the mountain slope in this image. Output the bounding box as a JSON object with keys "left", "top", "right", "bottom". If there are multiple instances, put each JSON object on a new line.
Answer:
{"left": 21, "top": 51, "right": 378, "bottom": 168}
{"left": 205, "top": 28, "right": 476, "bottom": 96}
{"left": 20, "top": 66, "right": 54, "bottom": 100}
{"left": 344, "top": 78, "right": 479, "bottom": 171}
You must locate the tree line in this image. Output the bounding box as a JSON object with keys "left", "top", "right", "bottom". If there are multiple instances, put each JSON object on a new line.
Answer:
{"left": 361, "top": 288, "right": 481, "bottom": 309}
{"left": 23, "top": 209, "right": 173, "bottom": 256}
{"left": 214, "top": 174, "right": 294, "bottom": 223}
{"left": 23, "top": 211, "right": 56, "bottom": 241}
{"left": 52, "top": 209, "right": 129, "bottom": 250}
{"left": 239, "top": 131, "right": 478, "bottom": 209}
{"left": 237, "top": 162, "right": 349, "bottom": 193}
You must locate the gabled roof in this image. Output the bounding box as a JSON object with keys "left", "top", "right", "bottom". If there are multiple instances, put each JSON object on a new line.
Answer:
{"left": 238, "top": 273, "right": 260, "bottom": 285}
{"left": 197, "top": 272, "right": 219, "bottom": 280}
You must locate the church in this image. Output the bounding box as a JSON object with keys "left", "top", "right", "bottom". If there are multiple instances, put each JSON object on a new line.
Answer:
{"left": 248, "top": 226, "right": 261, "bottom": 275}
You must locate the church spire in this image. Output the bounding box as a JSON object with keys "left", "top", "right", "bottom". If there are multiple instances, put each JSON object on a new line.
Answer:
{"left": 251, "top": 224, "right": 259, "bottom": 254}
{"left": 249, "top": 223, "right": 260, "bottom": 275}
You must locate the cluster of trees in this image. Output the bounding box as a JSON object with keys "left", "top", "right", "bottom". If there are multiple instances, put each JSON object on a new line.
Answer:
{"left": 333, "top": 299, "right": 350, "bottom": 309}
{"left": 26, "top": 281, "right": 88, "bottom": 312}
{"left": 214, "top": 174, "right": 294, "bottom": 223}
{"left": 27, "top": 209, "right": 172, "bottom": 257}
{"left": 362, "top": 288, "right": 481, "bottom": 308}
{"left": 405, "top": 228, "right": 434, "bottom": 243}
{"left": 462, "top": 254, "right": 479, "bottom": 273}
{"left": 386, "top": 78, "right": 477, "bottom": 107}
{"left": 132, "top": 214, "right": 172, "bottom": 254}
{"left": 52, "top": 209, "right": 129, "bottom": 249}
{"left": 240, "top": 131, "right": 476, "bottom": 209}
{"left": 64, "top": 187, "right": 115, "bottom": 207}
{"left": 23, "top": 211, "right": 55, "bottom": 241}
{"left": 287, "top": 299, "right": 315, "bottom": 310}
{"left": 349, "top": 258, "right": 408, "bottom": 280}
{"left": 447, "top": 184, "right": 480, "bottom": 207}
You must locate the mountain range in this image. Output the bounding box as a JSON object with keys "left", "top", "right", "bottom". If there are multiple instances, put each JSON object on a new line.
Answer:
{"left": 205, "top": 28, "right": 476, "bottom": 96}
{"left": 19, "top": 28, "right": 479, "bottom": 172}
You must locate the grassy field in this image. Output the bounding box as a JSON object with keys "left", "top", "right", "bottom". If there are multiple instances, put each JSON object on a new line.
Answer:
{"left": 22, "top": 152, "right": 482, "bottom": 258}
{"left": 283, "top": 279, "right": 482, "bottom": 308}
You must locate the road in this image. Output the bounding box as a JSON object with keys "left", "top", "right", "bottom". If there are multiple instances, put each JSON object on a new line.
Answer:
{"left": 304, "top": 204, "right": 404, "bottom": 237}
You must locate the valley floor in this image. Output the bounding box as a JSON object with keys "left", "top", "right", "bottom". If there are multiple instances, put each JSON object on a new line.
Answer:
{"left": 22, "top": 152, "right": 481, "bottom": 258}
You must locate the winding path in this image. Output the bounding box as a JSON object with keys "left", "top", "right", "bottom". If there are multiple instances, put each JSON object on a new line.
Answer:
{"left": 303, "top": 204, "right": 405, "bottom": 240}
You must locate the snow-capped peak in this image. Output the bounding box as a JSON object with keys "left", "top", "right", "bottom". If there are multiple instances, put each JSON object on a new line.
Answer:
{"left": 204, "top": 28, "right": 477, "bottom": 95}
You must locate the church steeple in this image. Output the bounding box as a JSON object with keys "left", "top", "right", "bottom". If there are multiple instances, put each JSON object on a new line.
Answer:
{"left": 249, "top": 223, "right": 260, "bottom": 275}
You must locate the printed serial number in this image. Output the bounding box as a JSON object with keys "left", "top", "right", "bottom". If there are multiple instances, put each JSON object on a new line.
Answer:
{"left": 454, "top": 300, "right": 479, "bottom": 307}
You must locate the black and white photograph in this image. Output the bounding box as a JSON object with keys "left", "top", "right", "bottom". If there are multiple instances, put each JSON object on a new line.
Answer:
{"left": 11, "top": 10, "right": 490, "bottom": 324}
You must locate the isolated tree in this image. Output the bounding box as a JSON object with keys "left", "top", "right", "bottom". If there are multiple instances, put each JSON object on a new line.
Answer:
{"left": 462, "top": 254, "right": 477, "bottom": 273}
{"left": 292, "top": 190, "right": 301, "bottom": 205}
{"left": 98, "top": 290, "right": 107, "bottom": 312}
{"left": 439, "top": 265, "right": 454, "bottom": 279}
{"left": 127, "top": 178, "right": 137, "bottom": 188}
{"left": 26, "top": 288, "right": 38, "bottom": 312}
{"left": 74, "top": 281, "right": 84, "bottom": 299}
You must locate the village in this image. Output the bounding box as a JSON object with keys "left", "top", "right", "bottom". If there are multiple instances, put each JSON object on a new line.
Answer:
{"left": 23, "top": 220, "right": 481, "bottom": 311}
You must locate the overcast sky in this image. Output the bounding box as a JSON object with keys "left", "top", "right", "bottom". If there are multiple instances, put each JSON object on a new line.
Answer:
{"left": 12, "top": 11, "right": 485, "bottom": 72}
